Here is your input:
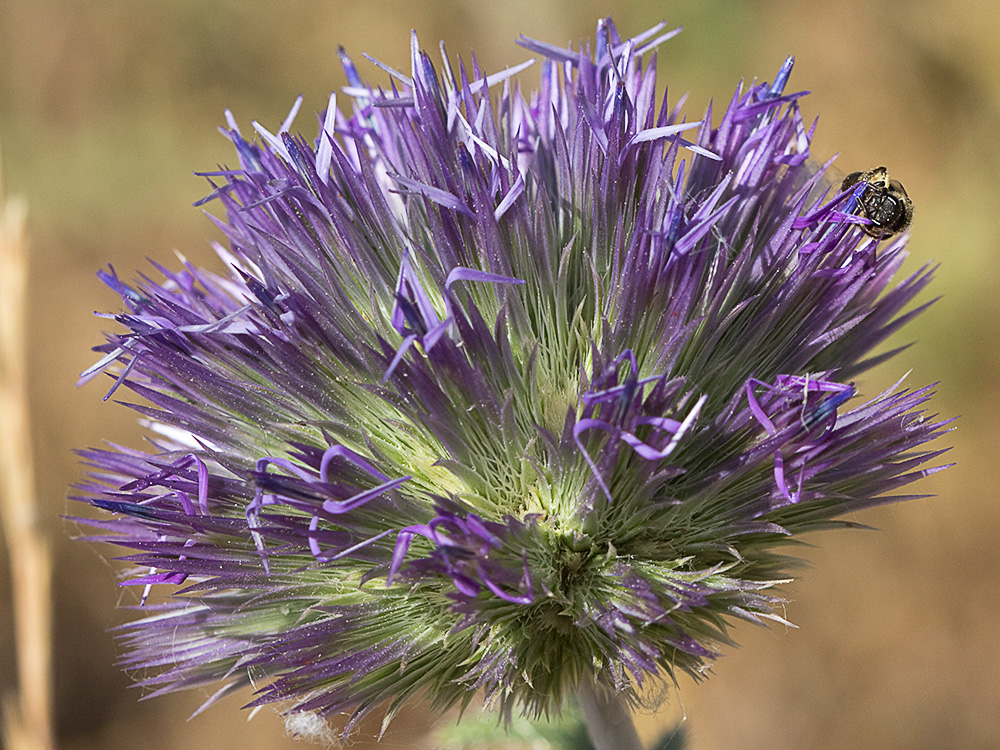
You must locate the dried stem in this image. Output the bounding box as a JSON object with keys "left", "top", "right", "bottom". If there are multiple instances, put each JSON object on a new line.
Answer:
{"left": 0, "top": 145, "right": 54, "bottom": 750}
{"left": 576, "top": 681, "right": 643, "bottom": 750}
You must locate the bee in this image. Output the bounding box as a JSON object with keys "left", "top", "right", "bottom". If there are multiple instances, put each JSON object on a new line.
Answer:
{"left": 840, "top": 166, "right": 913, "bottom": 239}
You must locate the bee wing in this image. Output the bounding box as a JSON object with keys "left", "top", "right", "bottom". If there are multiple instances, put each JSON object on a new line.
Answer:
{"left": 790, "top": 157, "right": 848, "bottom": 205}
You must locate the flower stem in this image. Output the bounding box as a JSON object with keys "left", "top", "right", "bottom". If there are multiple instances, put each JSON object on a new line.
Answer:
{"left": 576, "top": 681, "right": 642, "bottom": 750}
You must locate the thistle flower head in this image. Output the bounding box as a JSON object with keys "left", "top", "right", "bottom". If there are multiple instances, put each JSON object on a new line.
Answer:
{"left": 76, "top": 18, "right": 950, "bottom": 734}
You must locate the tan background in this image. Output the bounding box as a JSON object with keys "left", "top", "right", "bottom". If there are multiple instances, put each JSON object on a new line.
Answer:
{"left": 1, "top": 0, "right": 996, "bottom": 748}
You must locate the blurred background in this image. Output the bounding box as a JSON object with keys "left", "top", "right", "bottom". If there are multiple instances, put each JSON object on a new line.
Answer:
{"left": 0, "top": 0, "right": 996, "bottom": 748}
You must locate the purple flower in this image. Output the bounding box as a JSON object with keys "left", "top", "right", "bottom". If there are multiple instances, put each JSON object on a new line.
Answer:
{"left": 75, "top": 18, "right": 950, "bottom": 736}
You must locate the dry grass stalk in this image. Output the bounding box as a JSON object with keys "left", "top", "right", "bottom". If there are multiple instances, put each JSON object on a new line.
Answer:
{"left": 0, "top": 142, "right": 54, "bottom": 750}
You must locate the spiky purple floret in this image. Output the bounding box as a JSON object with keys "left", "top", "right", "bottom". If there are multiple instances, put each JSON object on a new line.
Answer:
{"left": 75, "top": 17, "right": 950, "bottom": 732}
